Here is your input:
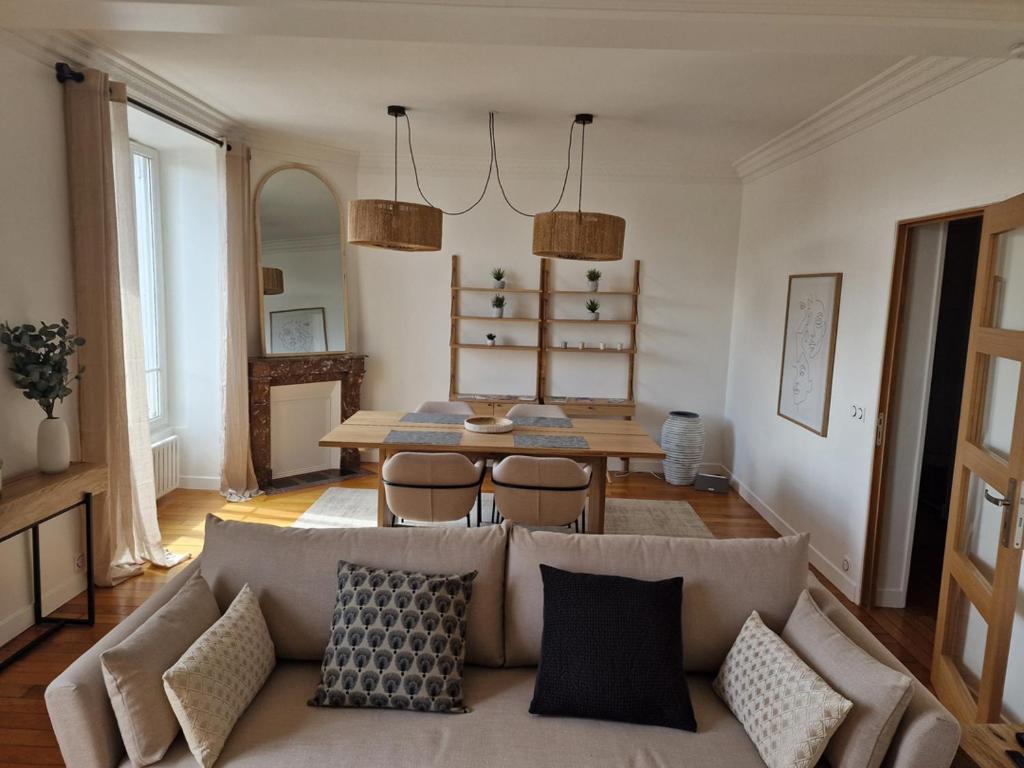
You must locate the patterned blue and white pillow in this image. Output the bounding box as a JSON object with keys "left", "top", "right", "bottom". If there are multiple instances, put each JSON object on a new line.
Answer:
{"left": 309, "top": 561, "right": 477, "bottom": 713}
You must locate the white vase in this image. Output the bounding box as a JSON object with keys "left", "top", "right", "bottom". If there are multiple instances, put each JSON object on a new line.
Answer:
{"left": 493, "top": 279, "right": 506, "bottom": 289}
{"left": 589, "top": 311, "right": 600, "bottom": 321}
{"left": 588, "top": 280, "right": 599, "bottom": 292}
{"left": 486, "top": 339, "right": 495, "bottom": 346}
{"left": 38, "top": 416, "right": 71, "bottom": 474}
{"left": 661, "top": 411, "right": 704, "bottom": 486}
{"left": 492, "top": 307, "right": 504, "bottom": 318}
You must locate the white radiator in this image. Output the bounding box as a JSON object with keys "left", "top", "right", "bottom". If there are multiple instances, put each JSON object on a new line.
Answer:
{"left": 152, "top": 435, "right": 181, "bottom": 499}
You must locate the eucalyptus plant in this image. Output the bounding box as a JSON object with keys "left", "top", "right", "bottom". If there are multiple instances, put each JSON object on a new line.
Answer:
{"left": 0, "top": 319, "right": 86, "bottom": 419}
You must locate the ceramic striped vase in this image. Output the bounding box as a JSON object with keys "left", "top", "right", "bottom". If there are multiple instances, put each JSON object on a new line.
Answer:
{"left": 661, "top": 411, "right": 704, "bottom": 486}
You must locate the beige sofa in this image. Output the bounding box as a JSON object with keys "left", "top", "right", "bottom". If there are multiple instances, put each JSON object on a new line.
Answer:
{"left": 46, "top": 517, "right": 960, "bottom": 768}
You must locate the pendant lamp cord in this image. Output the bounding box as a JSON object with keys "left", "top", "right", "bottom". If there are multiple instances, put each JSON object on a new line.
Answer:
{"left": 393, "top": 113, "right": 399, "bottom": 202}
{"left": 577, "top": 120, "right": 585, "bottom": 213}
{"left": 402, "top": 111, "right": 577, "bottom": 218}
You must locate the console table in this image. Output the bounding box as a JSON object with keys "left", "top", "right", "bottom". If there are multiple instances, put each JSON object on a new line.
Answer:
{"left": 248, "top": 353, "right": 367, "bottom": 489}
{"left": 0, "top": 462, "right": 107, "bottom": 669}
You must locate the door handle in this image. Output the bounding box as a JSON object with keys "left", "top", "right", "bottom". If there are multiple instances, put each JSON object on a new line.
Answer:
{"left": 984, "top": 489, "right": 1011, "bottom": 508}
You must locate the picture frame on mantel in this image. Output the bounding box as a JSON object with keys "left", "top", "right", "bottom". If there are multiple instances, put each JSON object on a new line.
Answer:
{"left": 270, "top": 307, "right": 328, "bottom": 354}
{"left": 777, "top": 273, "right": 842, "bottom": 437}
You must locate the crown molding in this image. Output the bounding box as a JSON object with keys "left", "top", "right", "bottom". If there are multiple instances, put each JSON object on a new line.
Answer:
{"left": 357, "top": 151, "right": 737, "bottom": 184}
{"left": 733, "top": 55, "right": 1003, "bottom": 181}
{"left": 246, "top": 130, "right": 360, "bottom": 171}
{"left": 262, "top": 234, "right": 342, "bottom": 253}
{"left": 1, "top": 29, "right": 240, "bottom": 139}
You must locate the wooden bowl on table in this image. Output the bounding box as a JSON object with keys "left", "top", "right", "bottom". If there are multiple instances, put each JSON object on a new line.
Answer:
{"left": 463, "top": 416, "right": 514, "bottom": 434}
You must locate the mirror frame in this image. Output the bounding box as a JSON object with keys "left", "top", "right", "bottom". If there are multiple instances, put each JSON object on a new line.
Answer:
{"left": 254, "top": 163, "right": 350, "bottom": 357}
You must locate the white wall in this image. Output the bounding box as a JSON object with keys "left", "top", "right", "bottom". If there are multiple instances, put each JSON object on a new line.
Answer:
{"left": 874, "top": 223, "right": 945, "bottom": 608}
{"left": 349, "top": 169, "right": 742, "bottom": 469}
{"left": 129, "top": 110, "right": 223, "bottom": 490}
{"left": 724, "top": 58, "right": 1024, "bottom": 611}
{"left": 0, "top": 41, "right": 85, "bottom": 645}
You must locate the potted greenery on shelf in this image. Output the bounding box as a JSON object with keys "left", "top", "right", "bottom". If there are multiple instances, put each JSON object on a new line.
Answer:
{"left": 486, "top": 333, "right": 497, "bottom": 347}
{"left": 586, "top": 298, "right": 600, "bottom": 321}
{"left": 491, "top": 267, "right": 506, "bottom": 289}
{"left": 586, "top": 268, "right": 602, "bottom": 292}
{"left": 491, "top": 294, "right": 506, "bottom": 318}
{"left": 0, "top": 319, "right": 86, "bottom": 474}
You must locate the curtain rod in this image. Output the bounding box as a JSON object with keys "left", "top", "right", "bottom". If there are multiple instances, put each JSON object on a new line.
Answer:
{"left": 55, "top": 62, "right": 230, "bottom": 150}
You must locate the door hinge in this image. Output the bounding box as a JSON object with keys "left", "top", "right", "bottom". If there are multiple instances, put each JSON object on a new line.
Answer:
{"left": 875, "top": 412, "right": 886, "bottom": 446}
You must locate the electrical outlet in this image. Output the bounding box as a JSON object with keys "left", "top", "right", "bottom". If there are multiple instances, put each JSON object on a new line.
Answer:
{"left": 73, "top": 553, "right": 86, "bottom": 572}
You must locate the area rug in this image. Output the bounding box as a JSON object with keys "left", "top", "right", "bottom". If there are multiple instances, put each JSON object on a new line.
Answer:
{"left": 293, "top": 487, "right": 713, "bottom": 538}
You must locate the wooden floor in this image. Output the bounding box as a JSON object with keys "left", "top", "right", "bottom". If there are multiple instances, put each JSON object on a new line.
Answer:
{"left": 0, "top": 466, "right": 946, "bottom": 767}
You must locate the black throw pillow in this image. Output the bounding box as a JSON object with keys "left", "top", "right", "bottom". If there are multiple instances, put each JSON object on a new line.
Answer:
{"left": 529, "top": 564, "right": 697, "bottom": 731}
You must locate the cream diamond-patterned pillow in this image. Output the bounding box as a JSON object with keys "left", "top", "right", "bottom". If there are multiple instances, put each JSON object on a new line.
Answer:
{"left": 163, "top": 584, "right": 276, "bottom": 767}
{"left": 714, "top": 611, "right": 852, "bottom": 768}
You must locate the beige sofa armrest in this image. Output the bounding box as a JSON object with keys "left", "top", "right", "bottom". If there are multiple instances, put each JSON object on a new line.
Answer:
{"left": 44, "top": 559, "right": 201, "bottom": 768}
{"left": 805, "top": 576, "right": 960, "bottom": 768}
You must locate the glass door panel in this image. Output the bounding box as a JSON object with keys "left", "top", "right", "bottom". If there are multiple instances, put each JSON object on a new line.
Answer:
{"left": 988, "top": 229, "right": 1024, "bottom": 330}
{"left": 975, "top": 355, "right": 1019, "bottom": 460}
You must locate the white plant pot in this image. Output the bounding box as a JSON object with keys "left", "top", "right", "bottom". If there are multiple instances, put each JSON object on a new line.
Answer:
{"left": 486, "top": 339, "right": 496, "bottom": 346}
{"left": 493, "top": 279, "right": 506, "bottom": 289}
{"left": 38, "top": 416, "right": 71, "bottom": 474}
{"left": 589, "top": 311, "right": 600, "bottom": 321}
{"left": 492, "top": 307, "right": 504, "bottom": 318}
{"left": 588, "top": 280, "right": 599, "bottom": 292}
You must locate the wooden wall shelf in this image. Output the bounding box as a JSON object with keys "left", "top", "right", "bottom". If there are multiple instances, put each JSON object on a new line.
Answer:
{"left": 449, "top": 255, "right": 642, "bottom": 439}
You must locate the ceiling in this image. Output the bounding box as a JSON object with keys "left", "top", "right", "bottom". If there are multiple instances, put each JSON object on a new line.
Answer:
{"left": 3, "top": 0, "right": 1022, "bottom": 177}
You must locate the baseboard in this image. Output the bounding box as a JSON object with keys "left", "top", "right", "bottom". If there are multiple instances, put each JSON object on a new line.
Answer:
{"left": 178, "top": 475, "right": 220, "bottom": 491}
{"left": 0, "top": 572, "right": 88, "bottom": 647}
{"left": 726, "top": 469, "right": 860, "bottom": 603}
{"left": 272, "top": 464, "right": 333, "bottom": 480}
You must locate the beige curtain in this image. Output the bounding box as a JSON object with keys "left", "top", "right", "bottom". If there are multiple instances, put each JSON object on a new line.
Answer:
{"left": 62, "top": 70, "right": 187, "bottom": 585}
{"left": 219, "top": 141, "right": 260, "bottom": 500}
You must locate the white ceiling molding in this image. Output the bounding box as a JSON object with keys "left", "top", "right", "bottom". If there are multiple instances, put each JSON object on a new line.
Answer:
{"left": 733, "top": 55, "right": 1003, "bottom": 181}
{"left": 2, "top": 29, "right": 240, "bottom": 139}
{"left": 357, "top": 151, "right": 737, "bottom": 184}
{"left": 247, "top": 130, "right": 360, "bottom": 172}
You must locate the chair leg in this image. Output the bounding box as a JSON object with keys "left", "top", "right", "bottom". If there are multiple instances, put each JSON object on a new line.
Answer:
{"left": 491, "top": 495, "right": 497, "bottom": 524}
{"left": 581, "top": 507, "right": 586, "bottom": 534}
{"left": 574, "top": 519, "right": 579, "bottom": 533}
{"left": 477, "top": 490, "right": 482, "bottom": 527}
{"left": 466, "top": 513, "right": 471, "bottom": 528}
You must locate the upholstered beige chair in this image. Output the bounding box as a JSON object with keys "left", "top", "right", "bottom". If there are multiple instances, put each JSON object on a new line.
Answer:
{"left": 505, "top": 404, "right": 568, "bottom": 419}
{"left": 382, "top": 452, "right": 485, "bottom": 527}
{"left": 491, "top": 455, "right": 591, "bottom": 532}
{"left": 415, "top": 400, "right": 475, "bottom": 415}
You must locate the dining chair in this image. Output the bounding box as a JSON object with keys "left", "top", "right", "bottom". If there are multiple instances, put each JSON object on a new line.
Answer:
{"left": 505, "top": 403, "right": 568, "bottom": 419}
{"left": 382, "top": 452, "right": 485, "bottom": 527}
{"left": 491, "top": 455, "right": 591, "bottom": 532}
{"left": 415, "top": 400, "right": 475, "bottom": 415}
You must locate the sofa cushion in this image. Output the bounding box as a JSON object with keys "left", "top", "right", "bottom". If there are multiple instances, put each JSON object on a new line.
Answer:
{"left": 529, "top": 565, "right": 696, "bottom": 731}
{"left": 199, "top": 515, "right": 507, "bottom": 666}
{"left": 100, "top": 571, "right": 221, "bottom": 766}
{"left": 309, "top": 561, "right": 476, "bottom": 713}
{"left": 714, "top": 611, "right": 852, "bottom": 768}
{"left": 163, "top": 585, "right": 276, "bottom": 768}
{"left": 783, "top": 590, "right": 913, "bottom": 768}
{"left": 505, "top": 527, "right": 809, "bottom": 670}
{"left": 129, "top": 663, "right": 768, "bottom": 768}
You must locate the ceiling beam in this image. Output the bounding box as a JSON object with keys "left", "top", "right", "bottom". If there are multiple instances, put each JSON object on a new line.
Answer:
{"left": 1, "top": 0, "right": 1023, "bottom": 57}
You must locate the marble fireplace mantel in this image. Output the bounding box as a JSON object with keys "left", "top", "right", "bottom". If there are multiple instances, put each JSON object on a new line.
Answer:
{"left": 248, "top": 353, "right": 367, "bottom": 489}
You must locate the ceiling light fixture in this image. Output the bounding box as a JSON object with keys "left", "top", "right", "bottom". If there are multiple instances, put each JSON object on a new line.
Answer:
{"left": 349, "top": 107, "right": 624, "bottom": 261}
{"left": 532, "top": 114, "right": 625, "bottom": 262}
{"left": 347, "top": 106, "right": 443, "bottom": 251}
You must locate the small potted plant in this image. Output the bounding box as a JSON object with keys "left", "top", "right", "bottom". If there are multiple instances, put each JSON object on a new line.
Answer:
{"left": 486, "top": 333, "right": 497, "bottom": 347}
{"left": 491, "top": 294, "right": 506, "bottom": 318}
{"left": 586, "top": 268, "right": 602, "bottom": 292}
{"left": 0, "top": 319, "right": 86, "bottom": 474}
{"left": 586, "top": 298, "right": 600, "bottom": 321}
{"left": 491, "top": 267, "right": 506, "bottom": 289}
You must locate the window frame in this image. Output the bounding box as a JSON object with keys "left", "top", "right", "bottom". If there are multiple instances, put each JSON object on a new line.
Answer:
{"left": 129, "top": 141, "right": 171, "bottom": 436}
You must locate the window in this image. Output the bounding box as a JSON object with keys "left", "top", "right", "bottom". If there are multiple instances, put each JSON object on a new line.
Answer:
{"left": 130, "top": 142, "right": 168, "bottom": 430}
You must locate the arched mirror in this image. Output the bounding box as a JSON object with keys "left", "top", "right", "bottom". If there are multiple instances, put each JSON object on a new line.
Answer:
{"left": 257, "top": 166, "right": 348, "bottom": 355}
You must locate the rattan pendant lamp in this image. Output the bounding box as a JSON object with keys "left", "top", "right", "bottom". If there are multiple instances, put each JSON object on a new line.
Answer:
{"left": 347, "top": 106, "right": 442, "bottom": 252}
{"left": 532, "top": 114, "right": 625, "bottom": 262}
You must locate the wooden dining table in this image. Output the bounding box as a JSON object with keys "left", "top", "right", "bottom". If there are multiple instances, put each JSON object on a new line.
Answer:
{"left": 319, "top": 410, "right": 666, "bottom": 533}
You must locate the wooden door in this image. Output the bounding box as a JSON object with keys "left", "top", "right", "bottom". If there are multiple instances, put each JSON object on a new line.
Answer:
{"left": 933, "top": 192, "right": 1024, "bottom": 723}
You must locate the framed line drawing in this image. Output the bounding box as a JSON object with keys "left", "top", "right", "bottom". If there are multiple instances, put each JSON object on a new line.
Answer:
{"left": 777, "top": 273, "right": 842, "bottom": 436}
{"left": 270, "top": 307, "right": 328, "bottom": 354}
